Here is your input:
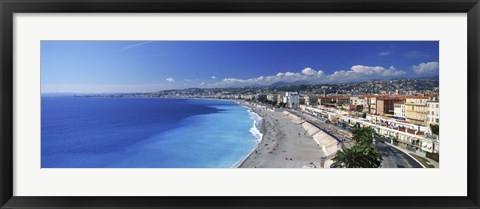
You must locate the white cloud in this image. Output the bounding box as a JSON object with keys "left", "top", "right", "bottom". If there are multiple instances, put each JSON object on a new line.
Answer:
{"left": 200, "top": 82, "right": 205, "bottom": 86}
{"left": 205, "top": 65, "right": 408, "bottom": 88}
{"left": 166, "top": 78, "right": 175, "bottom": 82}
{"left": 285, "top": 72, "right": 298, "bottom": 77}
{"left": 378, "top": 51, "right": 391, "bottom": 56}
{"left": 301, "top": 68, "right": 316, "bottom": 76}
{"left": 209, "top": 67, "right": 325, "bottom": 87}
{"left": 326, "top": 65, "right": 405, "bottom": 82}
{"left": 412, "top": 62, "right": 439, "bottom": 74}
{"left": 211, "top": 76, "right": 216, "bottom": 79}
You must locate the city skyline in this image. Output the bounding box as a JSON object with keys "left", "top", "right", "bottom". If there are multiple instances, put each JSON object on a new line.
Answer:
{"left": 41, "top": 41, "right": 439, "bottom": 93}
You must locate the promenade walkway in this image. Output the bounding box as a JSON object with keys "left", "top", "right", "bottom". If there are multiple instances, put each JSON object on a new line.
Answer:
{"left": 292, "top": 109, "right": 425, "bottom": 168}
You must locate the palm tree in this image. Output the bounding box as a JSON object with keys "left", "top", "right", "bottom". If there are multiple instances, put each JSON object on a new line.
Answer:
{"left": 332, "top": 144, "right": 382, "bottom": 168}
{"left": 332, "top": 126, "right": 382, "bottom": 168}
{"left": 351, "top": 126, "right": 380, "bottom": 145}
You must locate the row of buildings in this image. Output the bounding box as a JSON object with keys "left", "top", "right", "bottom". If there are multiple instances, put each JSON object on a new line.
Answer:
{"left": 300, "top": 105, "right": 439, "bottom": 154}
{"left": 263, "top": 92, "right": 301, "bottom": 109}
{"left": 250, "top": 91, "right": 440, "bottom": 154}
{"left": 260, "top": 92, "right": 439, "bottom": 127}
{"left": 394, "top": 96, "right": 440, "bottom": 126}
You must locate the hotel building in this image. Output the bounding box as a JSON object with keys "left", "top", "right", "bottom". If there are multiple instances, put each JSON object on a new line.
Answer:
{"left": 394, "top": 102, "right": 406, "bottom": 119}
{"left": 376, "top": 97, "right": 405, "bottom": 115}
{"left": 427, "top": 100, "right": 440, "bottom": 126}
{"left": 285, "top": 92, "right": 300, "bottom": 109}
{"left": 405, "top": 96, "right": 429, "bottom": 126}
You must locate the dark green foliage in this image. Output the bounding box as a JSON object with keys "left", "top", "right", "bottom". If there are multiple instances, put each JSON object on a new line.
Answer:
{"left": 430, "top": 124, "right": 439, "bottom": 135}
{"left": 426, "top": 152, "right": 439, "bottom": 162}
{"left": 351, "top": 126, "right": 380, "bottom": 146}
{"left": 262, "top": 100, "right": 277, "bottom": 106}
{"left": 332, "top": 126, "right": 383, "bottom": 168}
{"left": 332, "top": 144, "right": 382, "bottom": 168}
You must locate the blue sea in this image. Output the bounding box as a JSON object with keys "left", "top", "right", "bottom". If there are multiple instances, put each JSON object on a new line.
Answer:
{"left": 41, "top": 97, "right": 262, "bottom": 168}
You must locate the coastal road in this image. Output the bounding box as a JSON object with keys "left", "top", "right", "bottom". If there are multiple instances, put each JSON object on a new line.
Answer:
{"left": 375, "top": 142, "right": 423, "bottom": 168}
{"left": 290, "top": 108, "right": 423, "bottom": 168}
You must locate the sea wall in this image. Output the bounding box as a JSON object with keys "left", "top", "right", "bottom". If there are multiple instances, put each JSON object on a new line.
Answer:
{"left": 283, "top": 111, "right": 304, "bottom": 124}
{"left": 301, "top": 122, "right": 339, "bottom": 156}
{"left": 283, "top": 111, "right": 339, "bottom": 157}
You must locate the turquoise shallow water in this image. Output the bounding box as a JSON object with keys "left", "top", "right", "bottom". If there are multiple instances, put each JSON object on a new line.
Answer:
{"left": 41, "top": 98, "right": 260, "bottom": 168}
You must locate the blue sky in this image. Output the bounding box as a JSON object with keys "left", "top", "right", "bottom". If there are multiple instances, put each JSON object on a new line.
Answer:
{"left": 41, "top": 41, "right": 439, "bottom": 93}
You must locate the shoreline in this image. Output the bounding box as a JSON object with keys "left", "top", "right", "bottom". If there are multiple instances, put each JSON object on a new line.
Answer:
{"left": 231, "top": 104, "right": 266, "bottom": 168}
{"left": 238, "top": 102, "right": 327, "bottom": 168}
{"left": 232, "top": 102, "right": 266, "bottom": 168}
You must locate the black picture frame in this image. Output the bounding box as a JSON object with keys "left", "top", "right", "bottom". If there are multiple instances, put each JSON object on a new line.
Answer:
{"left": 1, "top": 0, "right": 479, "bottom": 208}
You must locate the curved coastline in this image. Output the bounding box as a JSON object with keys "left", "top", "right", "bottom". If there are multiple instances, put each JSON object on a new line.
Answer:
{"left": 236, "top": 102, "right": 268, "bottom": 168}
{"left": 247, "top": 108, "right": 264, "bottom": 144}
{"left": 238, "top": 102, "right": 326, "bottom": 168}
{"left": 231, "top": 103, "right": 266, "bottom": 168}
{"left": 145, "top": 98, "right": 263, "bottom": 168}
{"left": 182, "top": 98, "right": 263, "bottom": 168}
{"left": 186, "top": 99, "right": 262, "bottom": 168}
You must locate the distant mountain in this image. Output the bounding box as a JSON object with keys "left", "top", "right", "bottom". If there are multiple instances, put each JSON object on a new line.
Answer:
{"left": 392, "top": 76, "right": 439, "bottom": 81}
{"left": 269, "top": 81, "right": 290, "bottom": 87}
{"left": 269, "top": 80, "right": 310, "bottom": 87}
{"left": 290, "top": 80, "right": 311, "bottom": 86}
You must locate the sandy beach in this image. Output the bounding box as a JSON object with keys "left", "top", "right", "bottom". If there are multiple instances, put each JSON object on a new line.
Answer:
{"left": 239, "top": 103, "right": 327, "bottom": 168}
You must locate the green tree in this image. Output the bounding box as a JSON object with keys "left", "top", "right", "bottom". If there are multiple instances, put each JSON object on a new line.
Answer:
{"left": 392, "top": 136, "right": 399, "bottom": 145}
{"left": 332, "top": 126, "right": 383, "bottom": 168}
{"left": 351, "top": 126, "right": 380, "bottom": 145}
{"left": 430, "top": 124, "right": 439, "bottom": 135}
{"left": 332, "top": 144, "right": 382, "bottom": 168}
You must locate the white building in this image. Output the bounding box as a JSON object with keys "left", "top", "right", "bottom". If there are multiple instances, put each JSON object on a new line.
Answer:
{"left": 427, "top": 100, "right": 440, "bottom": 126}
{"left": 285, "top": 92, "right": 300, "bottom": 109}
{"left": 394, "top": 102, "right": 406, "bottom": 119}
{"left": 350, "top": 96, "right": 366, "bottom": 106}
{"left": 277, "top": 94, "right": 284, "bottom": 105}
{"left": 303, "top": 95, "right": 311, "bottom": 106}
{"left": 267, "top": 94, "right": 278, "bottom": 103}
{"left": 368, "top": 97, "right": 377, "bottom": 114}
{"left": 241, "top": 94, "right": 255, "bottom": 100}
{"left": 349, "top": 96, "right": 366, "bottom": 111}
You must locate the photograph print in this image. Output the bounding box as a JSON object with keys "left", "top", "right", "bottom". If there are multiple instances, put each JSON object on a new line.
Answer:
{"left": 41, "top": 41, "right": 439, "bottom": 168}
